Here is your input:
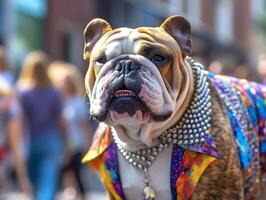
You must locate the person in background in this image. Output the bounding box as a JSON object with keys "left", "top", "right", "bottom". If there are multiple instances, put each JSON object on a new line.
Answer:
{"left": 0, "top": 77, "right": 32, "bottom": 196}
{"left": 257, "top": 54, "right": 266, "bottom": 83}
{"left": 17, "top": 52, "right": 65, "bottom": 200}
{"left": 0, "top": 48, "right": 31, "bottom": 197}
{"left": 208, "top": 59, "right": 235, "bottom": 76}
{"left": 0, "top": 47, "right": 14, "bottom": 85}
{"left": 49, "top": 61, "right": 90, "bottom": 200}
{"left": 208, "top": 60, "right": 226, "bottom": 75}
{"left": 233, "top": 64, "right": 253, "bottom": 81}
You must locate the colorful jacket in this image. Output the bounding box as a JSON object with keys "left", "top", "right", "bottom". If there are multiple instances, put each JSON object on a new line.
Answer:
{"left": 83, "top": 73, "right": 266, "bottom": 200}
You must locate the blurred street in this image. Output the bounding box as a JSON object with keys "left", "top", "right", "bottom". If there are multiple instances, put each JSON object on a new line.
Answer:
{"left": 2, "top": 192, "right": 106, "bottom": 200}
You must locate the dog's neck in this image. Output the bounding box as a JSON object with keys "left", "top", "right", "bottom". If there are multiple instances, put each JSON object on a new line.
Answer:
{"left": 110, "top": 59, "right": 194, "bottom": 151}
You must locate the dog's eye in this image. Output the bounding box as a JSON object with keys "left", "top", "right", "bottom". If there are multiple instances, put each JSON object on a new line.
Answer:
{"left": 151, "top": 55, "right": 165, "bottom": 62}
{"left": 95, "top": 56, "right": 107, "bottom": 65}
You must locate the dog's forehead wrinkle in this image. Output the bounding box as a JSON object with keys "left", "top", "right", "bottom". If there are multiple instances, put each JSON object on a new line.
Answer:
{"left": 130, "top": 31, "right": 156, "bottom": 45}
{"left": 98, "top": 27, "right": 173, "bottom": 56}
{"left": 104, "top": 28, "right": 163, "bottom": 55}
{"left": 97, "top": 28, "right": 132, "bottom": 56}
{"left": 105, "top": 28, "right": 132, "bottom": 44}
{"left": 105, "top": 41, "right": 122, "bottom": 59}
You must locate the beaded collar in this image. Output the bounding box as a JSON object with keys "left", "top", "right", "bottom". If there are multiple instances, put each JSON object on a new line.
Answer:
{"left": 113, "top": 57, "right": 213, "bottom": 199}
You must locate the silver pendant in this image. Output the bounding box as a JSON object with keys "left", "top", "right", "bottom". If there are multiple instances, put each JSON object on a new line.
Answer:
{"left": 142, "top": 168, "right": 156, "bottom": 200}
{"left": 143, "top": 185, "right": 156, "bottom": 200}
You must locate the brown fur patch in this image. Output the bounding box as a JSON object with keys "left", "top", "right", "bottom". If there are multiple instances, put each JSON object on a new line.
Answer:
{"left": 190, "top": 83, "right": 244, "bottom": 200}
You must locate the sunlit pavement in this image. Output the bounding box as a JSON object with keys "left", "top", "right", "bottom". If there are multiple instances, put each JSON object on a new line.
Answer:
{"left": 2, "top": 192, "right": 107, "bottom": 200}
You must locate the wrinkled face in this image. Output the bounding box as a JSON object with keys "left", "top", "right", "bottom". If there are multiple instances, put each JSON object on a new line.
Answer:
{"left": 84, "top": 16, "right": 192, "bottom": 128}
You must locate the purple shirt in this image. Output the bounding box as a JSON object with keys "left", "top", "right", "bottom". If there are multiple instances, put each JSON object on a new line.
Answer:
{"left": 20, "top": 87, "right": 62, "bottom": 138}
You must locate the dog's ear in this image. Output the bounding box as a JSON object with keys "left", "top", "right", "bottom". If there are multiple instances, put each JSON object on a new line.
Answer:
{"left": 83, "top": 18, "right": 112, "bottom": 61}
{"left": 160, "top": 16, "right": 191, "bottom": 57}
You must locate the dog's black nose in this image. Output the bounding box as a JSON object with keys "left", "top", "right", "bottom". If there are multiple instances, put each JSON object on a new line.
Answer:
{"left": 115, "top": 59, "right": 141, "bottom": 74}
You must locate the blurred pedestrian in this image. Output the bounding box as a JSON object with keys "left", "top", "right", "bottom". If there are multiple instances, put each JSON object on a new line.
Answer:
{"left": 17, "top": 51, "right": 65, "bottom": 200}
{"left": 257, "top": 54, "right": 266, "bottom": 83}
{"left": 0, "top": 78, "right": 15, "bottom": 193}
{"left": 233, "top": 64, "right": 254, "bottom": 81}
{"left": 208, "top": 60, "right": 224, "bottom": 74}
{"left": 208, "top": 59, "right": 233, "bottom": 76}
{"left": 0, "top": 48, "right": 31, "bottom": 197}
{"left": 49, "top": 61, "right": 90, "bottom": 200}
{"left": 0, "top": 47, "right": 14, "bottom": 85}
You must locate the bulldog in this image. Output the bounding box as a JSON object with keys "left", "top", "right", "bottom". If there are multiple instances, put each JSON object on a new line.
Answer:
{"left": 82, "top": 16, "right": 266, "bottom": 200}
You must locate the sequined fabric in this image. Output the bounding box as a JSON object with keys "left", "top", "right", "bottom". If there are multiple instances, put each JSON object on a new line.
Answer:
{"left": 185, "top": 135, "right": 220, "bottom": 158}
{"left": 105, "top": 143, "right": 125, "bottom": 199}
{"left": 176, "top": 151, "right": 217, "bottom": 200}
{"left": 169, "top": 145, "right": 217, "bottom": 200}
{"left": 170, "top": 144, "right": 185, "bottom": 200}
{"left": 209, "top": 73, "right": 266, "bottom": 196}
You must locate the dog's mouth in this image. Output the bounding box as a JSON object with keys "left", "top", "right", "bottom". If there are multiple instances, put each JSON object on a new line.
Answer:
{"left": 90, "top": 88, "right": 148, "bottom": 122}
{"left": 91, "top": 88, "right": 172, "bottom": 122}
{"left": 109, "top": 89, "right": 149, "bottom": 121}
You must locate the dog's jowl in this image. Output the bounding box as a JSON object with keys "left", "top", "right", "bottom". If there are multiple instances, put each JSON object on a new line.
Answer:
{"left": 82, "top": 15, "right": 266, "bottom": 200}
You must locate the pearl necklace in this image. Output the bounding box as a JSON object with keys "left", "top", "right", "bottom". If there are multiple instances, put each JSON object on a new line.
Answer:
{"left": 113, "top": 57, "right": 212, "bottom": 199}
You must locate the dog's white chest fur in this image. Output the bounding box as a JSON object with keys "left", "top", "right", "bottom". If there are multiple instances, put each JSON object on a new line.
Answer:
{"left": 118, "top": 144, "right": 173, "bottom": 200}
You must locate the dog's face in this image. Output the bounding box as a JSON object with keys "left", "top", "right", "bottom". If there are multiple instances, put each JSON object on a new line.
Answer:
{"left": 84, "top": 16, "right": 193, "bottom": 145}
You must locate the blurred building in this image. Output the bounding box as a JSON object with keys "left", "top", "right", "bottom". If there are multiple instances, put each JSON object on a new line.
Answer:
{"left": 0, "top": 0, "right": 266, "bottom": 70}
{"left": 97, "top": 0, "right": 263, "bottom": 66}
{"left": 46, "top": 0, "right": 97, "bottom": 69}
{"left": 0, "top": 0, "right": 47, "bottom": 72}
{"left": 44, "top": 0, "right": 266, "bottom": 68}
{"left": 0, "top": 2, "right": 4, "bottom": 45}
{"left": 251, "top": 0, "right": 266, "bottom": 63}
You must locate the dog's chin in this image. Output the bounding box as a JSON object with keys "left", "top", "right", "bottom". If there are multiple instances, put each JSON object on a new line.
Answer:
{"left": 108, "top": 96, "right": 149, "bottom": 123}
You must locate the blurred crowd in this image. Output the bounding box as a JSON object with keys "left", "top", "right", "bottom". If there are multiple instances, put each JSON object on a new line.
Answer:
{"left": 205, "top": 55, "right": 266, "bottom": 83}
{"left": 0, "top": 47, "right": 98, "bottom": 200}
{"left": 1, "top": 45, "right": 266, "bottom": 200}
